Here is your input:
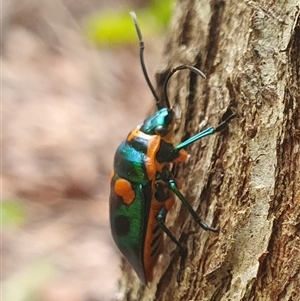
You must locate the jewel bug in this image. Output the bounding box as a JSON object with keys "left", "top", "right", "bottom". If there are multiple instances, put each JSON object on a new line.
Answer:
{"left": 109, "top": 12, "right": 235, "bottom": 284}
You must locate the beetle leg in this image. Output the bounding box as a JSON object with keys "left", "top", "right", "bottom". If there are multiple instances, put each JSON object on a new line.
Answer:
{"left": 177, "top": 254, "right": 186, "bottom": 284}
{"left": 174, "top": 114, "right": 236, "bottom": 151}
{"left": 154, "top": 180, "right": 170, "bottom": 202}
{"left": 168, "top": 180, "right": 218, "bottom": 232}
{"left": 156, "top": 206, "right": 187, "bottom": 282}
{"left": 156, "top": 207, "right": 186, "bottom": 254}
{"left": 215, "top": 113, "right": 236, "bottom": 132}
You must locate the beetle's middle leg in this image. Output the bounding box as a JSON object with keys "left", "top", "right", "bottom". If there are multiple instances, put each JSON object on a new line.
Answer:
{"left": 158, "top": 167, "right": 218, "bottom": 232}
{"left": 168, "top": 179, "right": 218, "bottom": 232}
{"left": 154, "top": 179, "right": 187, "bottom": 282}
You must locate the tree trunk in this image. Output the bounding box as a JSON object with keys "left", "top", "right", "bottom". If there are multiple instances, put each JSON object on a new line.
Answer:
{"left": 118, "top": 1, "right": 300, "bottom": 300}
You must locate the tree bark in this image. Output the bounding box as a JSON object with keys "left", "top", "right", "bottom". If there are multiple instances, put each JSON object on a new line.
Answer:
{"left": 118, "top": 1, "right": 300, "bottom": 300}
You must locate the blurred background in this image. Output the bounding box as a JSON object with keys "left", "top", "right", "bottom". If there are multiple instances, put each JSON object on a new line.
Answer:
{"left": 2, "top": 0, "right": 173, "bottom": 300}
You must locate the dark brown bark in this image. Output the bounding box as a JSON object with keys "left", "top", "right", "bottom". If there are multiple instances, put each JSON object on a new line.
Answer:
{"left": 118, "top": 1, "right": 300, "bottom": 300}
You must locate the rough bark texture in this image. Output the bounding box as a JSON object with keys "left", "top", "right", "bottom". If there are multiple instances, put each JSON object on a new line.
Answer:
{"left": 117, "top": 1, "right": 300, "bottom": 300}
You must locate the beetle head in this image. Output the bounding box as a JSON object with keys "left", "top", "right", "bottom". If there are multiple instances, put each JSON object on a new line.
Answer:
{"left": 140, "top": 108, "right": 175, "bottom": 140}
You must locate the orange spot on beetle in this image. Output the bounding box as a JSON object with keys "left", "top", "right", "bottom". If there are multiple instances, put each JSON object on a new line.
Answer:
{"left": 114, "top": 178, "right": 135, "bottom": 205}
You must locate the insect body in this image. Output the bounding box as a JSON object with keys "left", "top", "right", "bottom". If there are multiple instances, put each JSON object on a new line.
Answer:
{"left": 109, "top": 12, "right": 235, "bottom": 284}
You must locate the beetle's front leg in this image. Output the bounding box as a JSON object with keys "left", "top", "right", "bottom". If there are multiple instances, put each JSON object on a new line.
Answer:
{"left": 174, "top": 114, "right": 236, "bottom": 151}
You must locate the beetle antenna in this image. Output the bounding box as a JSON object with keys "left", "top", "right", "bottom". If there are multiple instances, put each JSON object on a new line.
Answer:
{"left": 163, "top": 65, "right": 206, "bottom": 110}
{"left": 130, "top": 12, "right": 161, "bottom": 109}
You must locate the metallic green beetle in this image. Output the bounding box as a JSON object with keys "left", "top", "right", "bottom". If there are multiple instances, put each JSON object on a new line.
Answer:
{"left": 109, "top": 12, "right": 235, "bottom": 284}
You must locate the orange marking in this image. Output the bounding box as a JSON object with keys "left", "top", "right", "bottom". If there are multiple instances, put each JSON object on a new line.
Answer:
{"left": 143, "top": 193, "right": 175, "bottom": 283}
{"left": 173, "top": 149, "right": 188, "bottom": 163}
{"left": 145, "top": 135, "right": 163, "bottom": 180}
{"left": 127, "top": 125, "right": 186, "bottom": 182}
{"left": 127, "top": 127, "right": 141, "bottom": 142}
{"left": 109, "top": 171, "right": 115, "bottom": 181}
{"left": 114, "top": 178, "right": 135, "bottom": 205}
{"left": 128, "top": 128, "right": 163, "bottom": 181}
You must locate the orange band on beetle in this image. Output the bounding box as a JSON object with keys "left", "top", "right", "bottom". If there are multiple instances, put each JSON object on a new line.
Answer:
{"left": 128, "top": 128, "right": 163, "bottom": 180}
{"left": 127, "top": 127, "right": 141, "bottom": 142}
{"left": 145, "top": 135, "right": 162, "bottom": 179}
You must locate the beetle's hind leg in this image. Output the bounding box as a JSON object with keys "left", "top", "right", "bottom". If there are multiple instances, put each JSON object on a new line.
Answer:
{"left": 156, "top": 206, "right": 187, "bottom": 283}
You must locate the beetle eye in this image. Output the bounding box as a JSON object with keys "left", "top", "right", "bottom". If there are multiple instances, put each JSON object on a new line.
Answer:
{"left": 155, "top": 125, "right": 169, "bottom": 136}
